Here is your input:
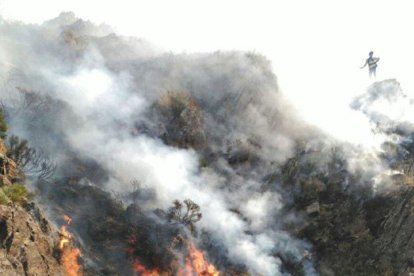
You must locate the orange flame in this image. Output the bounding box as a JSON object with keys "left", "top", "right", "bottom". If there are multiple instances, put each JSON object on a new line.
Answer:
{"left": 132, "top": 259, "right": 161, "bottom": 276}
{"left": 59, "top": 215, "right": 83, "bottom": 276}
{"left": 59, "top": 225, "right": 71, "bottom": 249}
{"left": 64, "top": 214, "right": 73, "bottom": 224}
{"left": 178, "top": 244, "right": 219, "bottom": 276}
{"left": 128, "top": 233, "right": 218, "bottom": 276}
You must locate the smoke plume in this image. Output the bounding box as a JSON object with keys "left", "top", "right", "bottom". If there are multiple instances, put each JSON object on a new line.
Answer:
{"left": 3, "top": 12, "right": 407, "bottom": 275}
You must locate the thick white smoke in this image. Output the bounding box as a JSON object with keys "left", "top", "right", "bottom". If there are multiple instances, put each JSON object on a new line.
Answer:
{"left": 0, "top": 13, "right": 319, "bottom": 275}
{"left": 4, "top": 11, "right": 413, "bottom": 275}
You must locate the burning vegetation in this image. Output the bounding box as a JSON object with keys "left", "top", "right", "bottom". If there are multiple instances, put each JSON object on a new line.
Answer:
{"left": 178, "top": 243, "right": 220, "bottom": 276}
{"left": 127, "top": 200, "right": 220, "bottom": 276}
{"left": 129, "top": 242, "right": 219, "bottom": 276}
{"left": 59, "top": 215, "right": 83, "bottom": 276}
{"left": 4, "top": 14, "right": 414, "bottom": 276}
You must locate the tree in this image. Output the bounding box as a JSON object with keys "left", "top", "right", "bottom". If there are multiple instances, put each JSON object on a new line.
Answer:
{"left": 164, "top": 199, "right": 202, "bottom": 233}
{"left": 6, "top": 135, "right": 55, "bottom": 182}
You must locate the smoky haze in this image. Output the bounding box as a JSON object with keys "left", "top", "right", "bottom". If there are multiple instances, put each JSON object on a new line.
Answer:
{"left": 1, "top": 12, "right": 410, "bottom": 275}
{"left": 0, "top": 13, "right": 323, "bottom": 275}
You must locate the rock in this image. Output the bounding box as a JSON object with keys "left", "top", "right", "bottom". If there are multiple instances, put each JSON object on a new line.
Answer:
{"left": 0, "top": 204, "right": 63, "bottom": 276}
{"left": 373, "top": 187, "right": 414, "bottom": 275}
{"left": 0, "top": 175, "right": 12, "bottom": 187}
{"left": 0, "top": 141, "right": 6, "bottom": 155}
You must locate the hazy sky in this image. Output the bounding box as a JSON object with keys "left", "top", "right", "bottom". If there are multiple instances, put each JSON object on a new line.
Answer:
{"left": 1, "top": 0, "right": 413, "bottom": 146}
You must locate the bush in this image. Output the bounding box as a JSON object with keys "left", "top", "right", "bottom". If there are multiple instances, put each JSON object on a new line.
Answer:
{"left": 2, "top": 184, "right": 29, "bottom": 204}
{"left": 0, "top": 189, "right": 10, "bottom": 205}
{"left": 154, "top": 91, "right": 205, "bottom": 149}
{"left": 0, "top": 110, "right": 7, "bottom": 139}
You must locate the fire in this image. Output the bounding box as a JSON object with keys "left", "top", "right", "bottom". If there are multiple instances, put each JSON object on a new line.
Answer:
{"left": 132, "top": 259, "right": 161, "bottom": 276}
{"left": 178, "top": 244, "right": 219, "bottom": 276}
{"left": 61, "top": 247, "right": 82, "bottom": 276}
{"left": 59, "top": 225, "right": 71, "bottom": 249}
{"left": 59, "top": 215, "right": 83, "bottom": 276}
{"left": 128, "top": 233, "right": 218, "bottom": 276}
{"left": 64, "top": 214, "right": 73, "bottom": 224}
{"left": 128, "top": 235, "right": 160, "bottom": 276}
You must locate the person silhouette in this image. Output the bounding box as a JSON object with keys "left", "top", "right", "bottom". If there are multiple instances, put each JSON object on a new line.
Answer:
{"left": 361, "top": 51, "right": 380, "bottom": 78}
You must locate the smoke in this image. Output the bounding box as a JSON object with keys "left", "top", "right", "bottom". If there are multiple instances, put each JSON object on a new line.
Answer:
{"left": 3, "top": 11, "right": 413, "bottom": 275}
{"left": 0, "top": 13, "right": 323, "bottom": 275}
{"left": 351, "top": 79, "right": 414, "bottom": 133}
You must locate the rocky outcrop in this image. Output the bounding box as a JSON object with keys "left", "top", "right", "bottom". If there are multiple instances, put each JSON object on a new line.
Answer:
{"left": 297, "top": 176, "right": 414, "bottom": 275}
{"left": 0, "top": 204, "right": 63, "bottom": 276}
{"left": 373, "top": 187, "right": 414, "bottom": 275}
{"left": 0, "top": 138, "right": 63, "bottom": 275}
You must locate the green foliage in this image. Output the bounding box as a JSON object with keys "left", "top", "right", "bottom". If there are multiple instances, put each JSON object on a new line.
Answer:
{"left": 2, "top": 184, "right": 29, "bottom": 204}
{"left": 0, "top": 189, "right": 10, "bottom": 205}
{"left": 0, "top": 110, "right": 7, "bottom": 139}
{"left": 154, "top": 91, "right": 205, "bottom": 149}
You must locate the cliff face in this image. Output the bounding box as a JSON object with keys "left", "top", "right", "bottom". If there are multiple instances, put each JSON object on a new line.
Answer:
{"left": 373, "top": 187, "right": 414, "bottom": 275}
{"left": 0, "top": 204, "right": 63, "bottom": 276}
{"left": 295, "top": 80, "right": 414, "bottom": 276}
{"left": 299, "top": 183, "right": 414, "bottom": 276}
{"left": 0, "top": 139, "right": 63, "bottom": 276}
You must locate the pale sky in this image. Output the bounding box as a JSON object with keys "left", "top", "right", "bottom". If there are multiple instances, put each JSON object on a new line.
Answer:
{"left": 1, "top": 0, "right": 413, "bottom": 146}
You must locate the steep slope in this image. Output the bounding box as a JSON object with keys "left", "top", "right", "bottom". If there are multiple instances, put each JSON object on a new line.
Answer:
{"left": 294, "top": 80, "right": 414, "bottom": 275}
{"left": 0, "top": 204, "right": 63, "bottom": 276}
{"left": 0, "top": 14, "right": 318, "bottom": 275}
{"left": 296, "top": 176, "right": 414, "bottom": 275}
{"left": 3, "top": 14, "right": 414, "bottom": 276}
{"left": 0, "top": 139, "right": 64, "bottom": 276}
{"left": 374, "top": 187, "right": 414, "bottom": 275}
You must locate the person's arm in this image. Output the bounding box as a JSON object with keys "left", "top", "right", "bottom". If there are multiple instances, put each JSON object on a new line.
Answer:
{"left": 375, "top": 57, "right": 380, "bottom": 62}
{"left": 360, "top": 59, "right": 367, "bottom": 69}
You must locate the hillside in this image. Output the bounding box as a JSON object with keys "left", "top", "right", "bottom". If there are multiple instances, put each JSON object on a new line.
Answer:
{"left": 2, "top": 13, "right": 414, "bottom": 276}
{"left": 0, "top": 138, "right": 64, "bottom": 275}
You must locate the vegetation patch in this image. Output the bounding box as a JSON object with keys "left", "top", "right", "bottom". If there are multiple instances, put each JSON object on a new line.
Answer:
{"left": 2, "top": 184, "right": 29, "bottom": 204}
{"left": 0, "top": 110, "right": 7, "bottom": 139}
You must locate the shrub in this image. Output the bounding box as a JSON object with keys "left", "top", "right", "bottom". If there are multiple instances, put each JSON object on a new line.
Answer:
{"left": 0, "top": 110, "right": 7, "bottom": 139}
{"left": 2, "top": 184, "right": 29, "bottom": 204}
{"left": 154, "top": 91, "right": 205, "bottom": 149}
{"left": 0, "top": 189, "right": 10, "bottom": 205}
{"left": 157, "top": 91, "right": 189, "bottom": 118}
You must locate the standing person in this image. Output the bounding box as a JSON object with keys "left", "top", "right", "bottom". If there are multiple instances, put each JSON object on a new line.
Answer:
{"left": 361, "top": 51, "right": 380, "bottom": 78}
